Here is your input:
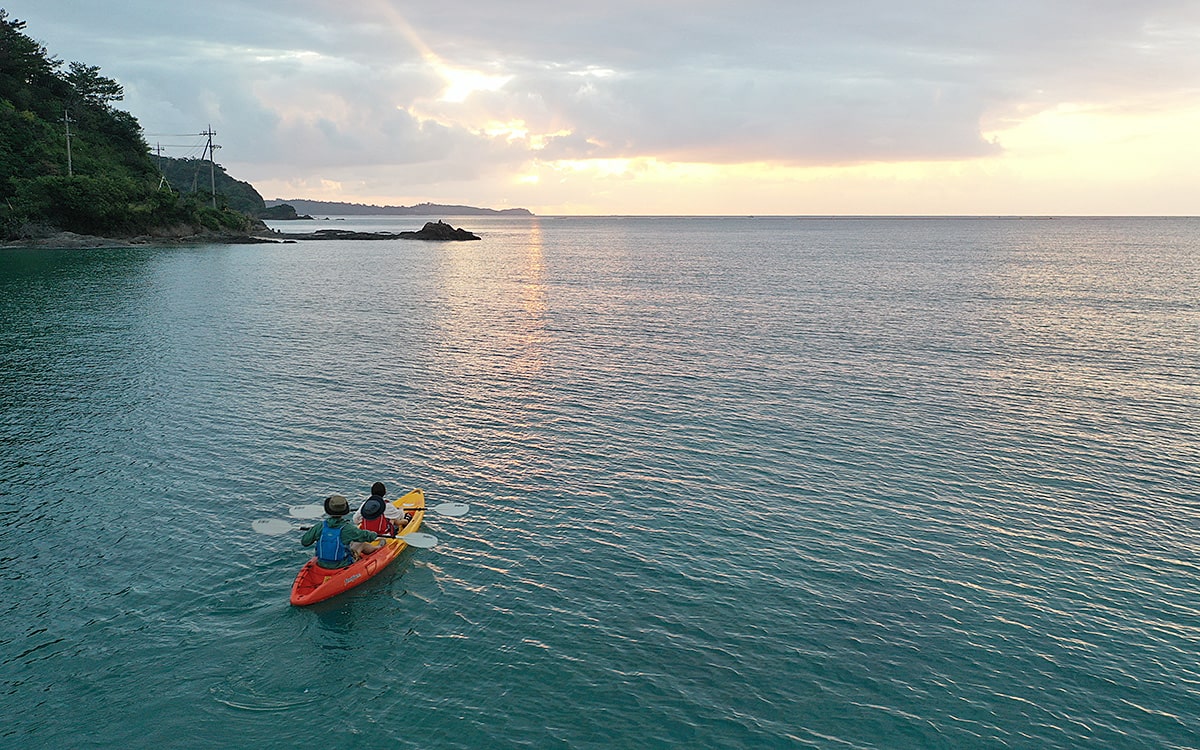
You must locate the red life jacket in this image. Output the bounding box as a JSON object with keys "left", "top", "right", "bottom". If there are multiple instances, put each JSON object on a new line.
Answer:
{"left": 360, "top": 514, "right": 395, "bottom": 535}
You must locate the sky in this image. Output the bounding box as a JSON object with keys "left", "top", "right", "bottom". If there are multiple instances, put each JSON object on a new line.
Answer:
{"left": 6, "top": 1, "right": 1200, "bottom": 215}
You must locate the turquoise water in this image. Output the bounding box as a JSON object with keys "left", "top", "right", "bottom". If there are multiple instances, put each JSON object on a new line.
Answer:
{"left": 1, "top": 217, "right": 1198, "bottom": 748}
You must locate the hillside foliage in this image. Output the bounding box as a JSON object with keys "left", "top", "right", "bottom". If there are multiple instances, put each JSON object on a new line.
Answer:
{"left": 152, "top": 155, "right": 266, "bottom": 216}
{"left": 0, "top": 10, "right": 254, "bottom": 238}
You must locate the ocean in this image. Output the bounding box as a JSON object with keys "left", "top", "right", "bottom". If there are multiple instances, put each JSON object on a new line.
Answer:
{"left": 1, "top": 216, "right": 1197, "bottom": 748}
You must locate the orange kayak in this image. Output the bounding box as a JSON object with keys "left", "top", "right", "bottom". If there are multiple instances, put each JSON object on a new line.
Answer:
{"left": 290, "top": 489, "right": 426, "bottom": 606}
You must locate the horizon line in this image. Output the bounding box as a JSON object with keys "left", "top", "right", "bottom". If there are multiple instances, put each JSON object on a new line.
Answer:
{"left": 278, "top": 213, "right": 1199, "bottom": 219}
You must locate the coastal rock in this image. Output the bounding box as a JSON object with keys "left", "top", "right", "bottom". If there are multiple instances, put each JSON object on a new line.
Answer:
{"left": 3, "top": 225, "right": 278, "bottom": 249}
{"left": 1, "top": 231, "right": 133, "bottom": 249}
{"left": 409, "top": 220, "right": 481, "bottom": 241}
{"left": 3, "top": 220, "right": 479, "bottom": 248}
{"left": 267, "top": 220, "right": 481, "bottom": 242}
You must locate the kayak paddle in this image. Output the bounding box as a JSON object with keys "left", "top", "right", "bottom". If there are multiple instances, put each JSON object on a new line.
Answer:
{"left": 251, "top": 521, "right": 440, "bottom": 548}
{"left": 288, "top": 501, "right": 469, "bottom": 520}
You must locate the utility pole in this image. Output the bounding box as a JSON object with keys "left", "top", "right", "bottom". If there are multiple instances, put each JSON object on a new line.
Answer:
{"left": 201, "top": 125, "right": 218, "bottom": 208}
{"left": 155, "top": 143, "right": 171, "bottom": 192}
{"left": 63, "top": 110, "right": 74, "bottom": 176}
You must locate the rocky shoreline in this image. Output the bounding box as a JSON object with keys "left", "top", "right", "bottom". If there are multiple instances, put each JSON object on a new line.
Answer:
{"left": 2, "top": 220, "right": 480, "bottom": 249}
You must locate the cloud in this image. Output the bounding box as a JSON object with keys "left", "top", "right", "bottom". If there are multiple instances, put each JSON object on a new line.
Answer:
{"left": 7, "top": 0, "right": 1200, "bottom": 210}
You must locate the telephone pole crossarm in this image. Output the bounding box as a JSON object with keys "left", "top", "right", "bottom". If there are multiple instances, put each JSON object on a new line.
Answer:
{"left": 201, "top": 125, "right": 218, "bottom": 208}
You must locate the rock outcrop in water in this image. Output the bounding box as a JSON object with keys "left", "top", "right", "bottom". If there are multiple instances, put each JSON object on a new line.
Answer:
{"left": 267, "top": 220, "right": 481, "bottom": 242}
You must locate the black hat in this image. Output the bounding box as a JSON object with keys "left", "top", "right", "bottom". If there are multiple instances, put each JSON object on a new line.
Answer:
{"left": 361, "top": 497, "right": 385, "bottom": 520}
{"left": 371, "top": 482, "right": 387, "bottom": 497}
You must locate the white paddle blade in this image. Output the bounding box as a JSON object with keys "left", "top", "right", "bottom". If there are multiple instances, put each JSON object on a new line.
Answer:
{"left": 432, "top": 502, "right": 470, "bottom": 517}
{"left": 396, "top": 531, "right": 439, "bottom": 548}
{"left": 288, "top": 504, "right": 324, "bottom": 520}
{"left": 252, "top": 518, "right": 296, "bottom": 535}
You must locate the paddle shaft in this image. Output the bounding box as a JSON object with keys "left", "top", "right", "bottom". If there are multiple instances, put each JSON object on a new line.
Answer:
{"left": 296, "top": 527, "right": 436, "bottom": 547}
{"left": 298, "top": 525, "right": 408, "bottom": 532}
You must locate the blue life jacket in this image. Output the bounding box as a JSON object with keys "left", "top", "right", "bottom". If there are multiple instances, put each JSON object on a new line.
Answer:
{"left": 315, "top": 520, "right": 350, "bottom": 564}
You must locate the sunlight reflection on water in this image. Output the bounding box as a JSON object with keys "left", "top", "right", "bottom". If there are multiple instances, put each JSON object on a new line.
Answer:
{"left": 1, "top": 217, "right": 1198, "bottom": 748}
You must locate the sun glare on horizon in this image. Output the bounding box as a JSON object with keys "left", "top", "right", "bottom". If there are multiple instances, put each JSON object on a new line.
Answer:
{"left": 235, "top": 1, "right": 1200, "bottom": 215}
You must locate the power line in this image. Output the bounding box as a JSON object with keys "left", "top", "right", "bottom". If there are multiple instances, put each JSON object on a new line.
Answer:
{"left": 144, "top": 125, "right": 221, "bottom": 206}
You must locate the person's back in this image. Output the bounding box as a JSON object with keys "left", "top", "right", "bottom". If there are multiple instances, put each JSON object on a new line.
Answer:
{"left": 301, "top": 494, "right": 379, "bottom": 568}
{"left": 359, "top": 497, "right": 394, "bottom": 535}
{"left": 313, "top": 515, "right": 353, "bottom": 568}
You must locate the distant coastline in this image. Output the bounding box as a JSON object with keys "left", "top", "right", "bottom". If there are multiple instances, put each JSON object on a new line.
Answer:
{"left": 266, "top": 199, "right": 533, "bottom": 217}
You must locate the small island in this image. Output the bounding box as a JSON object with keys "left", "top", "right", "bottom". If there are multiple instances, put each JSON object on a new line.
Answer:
{"left": 264, "top": 199, "right": 532, "bottom": 217}
{"left": 257, "top": 203, "right": 314, "bottom": 221}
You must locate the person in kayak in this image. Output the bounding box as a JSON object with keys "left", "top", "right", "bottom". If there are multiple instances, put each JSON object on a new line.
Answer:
{"left": 300, "top": 494, "right": 381, "bottom": 568}
{"left": 353, "top": 481, "right": 408, "bottom": 535}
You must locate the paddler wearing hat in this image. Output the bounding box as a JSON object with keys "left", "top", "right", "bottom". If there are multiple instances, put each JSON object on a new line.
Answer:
{"left": 300, "top": 493, "right": 381, "bottom": 569}
{"left": 353, "top": 481, "right": 410, "bottom": 540}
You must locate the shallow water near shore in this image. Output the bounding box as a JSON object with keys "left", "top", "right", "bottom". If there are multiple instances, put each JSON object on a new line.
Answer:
{"left": 2, "top": 216, "right": 1198, "bottom": 748}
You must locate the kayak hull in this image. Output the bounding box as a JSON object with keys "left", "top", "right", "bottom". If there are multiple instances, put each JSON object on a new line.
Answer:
{"left": 290, "top": 489, "right": 426, "bottom": 606}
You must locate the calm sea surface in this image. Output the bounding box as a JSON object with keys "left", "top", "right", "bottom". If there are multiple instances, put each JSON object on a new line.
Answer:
{"left": 1, "top": 216, "right": 1198, "bottom": 749}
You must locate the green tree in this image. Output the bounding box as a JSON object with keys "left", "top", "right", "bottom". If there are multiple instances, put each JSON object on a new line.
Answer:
{"left": 0, "top": 10, "right": 260, "bottom": 239}
{"left": 0, "top": 10, "right": 68, "bottom": 115}
{"left": 65, "top": 62, "right": 124, "bottom": 109}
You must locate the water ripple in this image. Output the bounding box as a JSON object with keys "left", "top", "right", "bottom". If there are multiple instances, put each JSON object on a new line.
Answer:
{"left": 2, "top": 219, "right": 1198, "bottom": 748}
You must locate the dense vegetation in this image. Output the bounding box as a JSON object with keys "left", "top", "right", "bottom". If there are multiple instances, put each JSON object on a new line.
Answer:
{"left": 0, "top": 10, "right": 255, "bottom": 239}
{"left": 152, "top": 155, "right": 266, "bottom": 216}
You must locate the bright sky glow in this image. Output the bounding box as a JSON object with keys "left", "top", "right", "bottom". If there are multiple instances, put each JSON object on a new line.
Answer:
{"left": 438, "top": 69, "right": 513, "bottom": 104}
{"left": 7, "top": 0, "right": 1199, "bottom": 214}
